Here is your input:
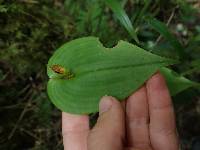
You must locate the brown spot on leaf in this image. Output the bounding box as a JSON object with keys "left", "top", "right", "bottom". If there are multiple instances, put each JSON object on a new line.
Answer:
{"left": 51, "top": 65, "right": 65, "bottom": 74}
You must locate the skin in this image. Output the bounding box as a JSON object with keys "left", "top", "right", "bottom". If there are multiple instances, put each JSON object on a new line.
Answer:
{"left": 62, "top": 73, "right": 179, "bottom": 150}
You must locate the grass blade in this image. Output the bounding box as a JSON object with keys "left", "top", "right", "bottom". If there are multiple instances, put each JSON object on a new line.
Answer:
{"left": 105, "top": 0, "right": 139, "bottom": 43}
{"left": 147, "top": 17, "right": 186, "bottom": 59}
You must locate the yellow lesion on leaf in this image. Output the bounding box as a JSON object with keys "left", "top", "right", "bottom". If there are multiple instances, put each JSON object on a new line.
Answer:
{"left": 51, "top": 64, "right": 65, "bottom": 74}
{"left": 50, "top": 64, "right": 74, "bottom": 79}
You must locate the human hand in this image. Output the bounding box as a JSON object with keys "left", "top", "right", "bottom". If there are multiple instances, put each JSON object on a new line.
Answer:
{"left": 62, "top": 73, "right": 179, "bottom": 150}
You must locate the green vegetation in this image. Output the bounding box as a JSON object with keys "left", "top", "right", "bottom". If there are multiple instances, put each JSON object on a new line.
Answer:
{"left": 0, "top": 0, "right": 200, "bottom": 149}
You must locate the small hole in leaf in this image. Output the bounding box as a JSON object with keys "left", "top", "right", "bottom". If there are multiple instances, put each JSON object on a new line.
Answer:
{"left": 99, "top": 38, "right": 118, "bottom": 49}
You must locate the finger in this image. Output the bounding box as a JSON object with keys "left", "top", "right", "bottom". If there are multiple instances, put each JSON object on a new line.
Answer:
{"left": 146, "top": 73, "right": 179, "bottom": 150}
{"left": 88, "top": 96, "right": 125, "bottom": 150}
{"left": 121, "top": 100, "right": 126, "bottom": 110}
{"left": 62, "top": 112, "right": 89, "bottom": 150}
{"left": 126, "top": 86, "right": 151, "bottom": 149}
{"left": 125, "top": 148, "right": 143, "bottom": 150}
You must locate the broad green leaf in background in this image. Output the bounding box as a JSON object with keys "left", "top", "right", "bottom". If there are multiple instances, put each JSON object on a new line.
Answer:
{"left": 160, "top": 67, "right": 199, "bottom": 96}
{"left": 105, "top": 0, "right": 139, "bottom": 43}
{"left": 47, "top": 37, "right": 176, "bottom": 114}
{"left": 147, "top": 17, "right": 186, "bottom": 59}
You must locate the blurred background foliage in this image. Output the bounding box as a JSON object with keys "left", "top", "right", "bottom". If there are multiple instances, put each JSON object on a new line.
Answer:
{"left": 0, "top": 0, "right": 200, "bottom": 149}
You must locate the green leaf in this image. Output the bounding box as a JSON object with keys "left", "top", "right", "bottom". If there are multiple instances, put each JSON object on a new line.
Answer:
{"left": 105, "top": 0, "right": 139, "bottom": 43}
{"left": 147, "top": 17, "right": 186, "bottom": 59}
{"left": 47, "top": 37, "right": 176, "bottom": 114}
{"left": 160, "top": 67, "right": 199, "bottom": 96}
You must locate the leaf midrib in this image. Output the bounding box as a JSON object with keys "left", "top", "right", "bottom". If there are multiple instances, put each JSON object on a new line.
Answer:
{"left": 53, "top": 60, "right": 175, "bottom": 80}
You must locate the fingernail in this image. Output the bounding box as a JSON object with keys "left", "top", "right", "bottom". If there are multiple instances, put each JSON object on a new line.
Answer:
{"left": 99, "top": 96, "right": 113, "bottom": 114}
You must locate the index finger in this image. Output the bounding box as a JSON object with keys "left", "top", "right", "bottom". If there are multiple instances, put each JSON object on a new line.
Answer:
{"left": 62, "top": 112, "right": 89, "bottom": 150}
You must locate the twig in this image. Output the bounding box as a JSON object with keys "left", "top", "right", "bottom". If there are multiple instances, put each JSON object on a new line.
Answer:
{"left": 8, "top": 94, "right": 33, "bottom": 140}
{"left": 155, "top": 7, "right": 177, "bottom": 45}
{"left": 19, "top": 0, "right": 39, "bottom": 4}
{"left": 20, "top": 127, "right": 40, "bottom": 140}
{"left": 0, "top": 103, "right": 25, "bottom": 110}
{"left": 8, "top": 76, "right": 40, "bottom": 139}
{"left": 17, "top": 84, "right": 31, "bottom": 97}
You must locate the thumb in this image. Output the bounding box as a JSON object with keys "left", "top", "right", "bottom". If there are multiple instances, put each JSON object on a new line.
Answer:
{"left": 88, "top": 96, "right": 125, "bottom": 150}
